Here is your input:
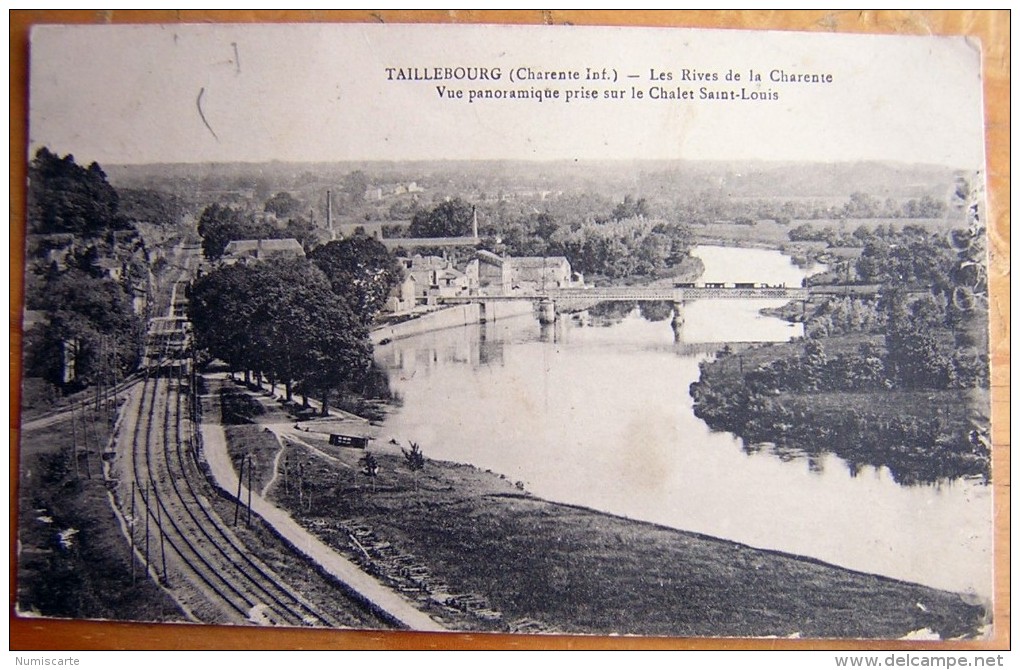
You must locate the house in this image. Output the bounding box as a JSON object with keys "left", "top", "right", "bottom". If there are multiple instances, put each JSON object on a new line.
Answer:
{"left": 467, "top": 251, "right": 582, "bottom": 295}
{"left": 26, "top": 233, "right": 76, "bottom": 270}
{"left": 383, "top": 274, "right": 417, "bottom": 314}
{"left": 509, "top": 256, "right": 576, "bottom": 292}
{"left": 221, "top": 238, "right": 305, "bottom": 264}
{"left": 399, "top": 255, "right": 471, "bottom": 303}
{"left": 472, "top": 250, "right": 511, "bottom": 295}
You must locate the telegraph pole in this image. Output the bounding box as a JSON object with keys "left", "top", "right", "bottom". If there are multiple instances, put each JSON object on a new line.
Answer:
{"left": 234, "top": 456, "right": 245, "bottom": 526}
{"left": 153, "top": 481, "right": 168, "bottom": 586}
{"left": 143, "top": 486, "right": 150, "bottom": 578}
{"left": 129, "top": 480, "right": 136, "bottom": 584}
{"left": 69, "top": 397, "right": 80, "bottom": 480}
{"left": 246, "top": 454, "right": 253, "bottom": 526}
{"left": 81, "top": 398, "right": 93, "bottom": 479}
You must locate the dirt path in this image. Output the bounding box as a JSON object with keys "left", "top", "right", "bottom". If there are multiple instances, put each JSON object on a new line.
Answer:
{"left": 272, "top": 425, "right": 354, "bottom": 468}
{"left": 259, "top": 430, "right": 286, "bottom": 498}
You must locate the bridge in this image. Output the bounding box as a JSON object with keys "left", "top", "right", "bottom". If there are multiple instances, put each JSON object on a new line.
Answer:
{"left": 440, "top": 285, "right": 809, "bottom": 304}
{"left": 438, "top": 284, "right": 811, "bottom": 337}
{"left": 548, "top": 285, "right": 809, "bottom": 302}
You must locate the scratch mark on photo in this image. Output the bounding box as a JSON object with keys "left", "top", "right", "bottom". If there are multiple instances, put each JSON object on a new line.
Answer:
{"left": 196, "top": 87, "right": 219, "bottom": 142}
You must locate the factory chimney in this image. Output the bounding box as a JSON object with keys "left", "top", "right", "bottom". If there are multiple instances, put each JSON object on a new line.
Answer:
{"left": 326, "top": 190, "right": 334, "bottom": 239}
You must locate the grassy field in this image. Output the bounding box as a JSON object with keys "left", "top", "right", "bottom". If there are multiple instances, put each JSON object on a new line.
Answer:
{"left": 691, "top": 217, "right": 959, "bottom": 250}
{"left": 691, "top": 220, "right": 796, "bottom": 247}
{"left": 224, "top": 424, "right": 284, "bottom": 495}
{"left": 267, "top": 439, "right": 986, "bottom": 638}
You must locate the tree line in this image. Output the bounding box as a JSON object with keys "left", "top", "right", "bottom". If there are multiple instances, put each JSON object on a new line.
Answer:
{"left": 24, "top": 148, "right": 145, "bottom": 393}
{"left": 188, "top": 237, "right": 402, "bottom": 414}
{"left": 197, "top": 201, "right": 320, "bottom": 260}
{"left": 399, "top": 195, "right": 693, "bottom": 280}
{"left": 690, "top": 221, "right": 990, "bottom": 484}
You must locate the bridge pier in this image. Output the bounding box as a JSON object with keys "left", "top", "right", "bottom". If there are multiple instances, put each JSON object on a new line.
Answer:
{"left": 538, "top": 299, "right": 556, "bottom": 325}
{"left": 671, "top": 301, "right": 685, "bottom": 342}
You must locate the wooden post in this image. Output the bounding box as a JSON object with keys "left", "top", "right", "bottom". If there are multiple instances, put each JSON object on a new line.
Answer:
{"left": 95, "top": 337, "right": 102, "bottom": 413}
{"left": 82, "top": 401, "right": 93, "bottom": 481}
{"left": 246, "top": 455, "right": 253, "bottom": 527}
{"left": 153, "top": 481, "right": 168, "bottom": 586}
{"left": 69, "top": 398, "right": 80, "bottom": 480}
{"left": 112, "top": 339, "right": 120, "bottom": 410}
{"left": 130, "top": 480, "right": 136, "bottom": 585}
{"left": 234, "top": 456, "right": 244, "bottom": 526}
{"left": 144, "top": 486, "right": 150, "bottom": 576}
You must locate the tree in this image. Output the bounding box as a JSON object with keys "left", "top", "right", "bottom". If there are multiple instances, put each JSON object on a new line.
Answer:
{"left": 189, "top": 263, "right": 262, "bottom": 380}
{"left": 902, "top": 195, "right": 946, "bottom": 219}
{"left": 801, "top": 340, "right": 828, "bottom": 391}
{"left": 359, "top": 453, "right": 379, "bottom": 492}
{"left": 190, "top": 258, "right": 373, "bottom": 411}
{"left": 408, "top": 198, "right": 474, "bottom": 237}
{"left": 297, "top": 292, "right": 371, "bottom": 415}
{"left": 28, "top": 148, "right": 125, "bottom": 235}
{"left": 402, "top": 442, "right": 426, "bottom": 491}
{"left": 263, "top": 191, "right": 301, "bottom": 218}
{"left": 612, "top": 195, "right": 649, "bottom": 221}
{"left": 246, "top": 259, "right": 332, "bottom": 397}
{"left": 342, "top": 170, "right": 369, "bottom": 209}
{"left": 309, "top": 237, "right": 404, "bottom": 324}
{"left": 197, "top": 204, "right": 255, "bottom": 260}
{"left": 842, "top": 192, "right": 880, "bottom": 219}
{"left": 886, "top": 326, "right": 952, "bottom": 389}
{"left": 116, "top": 188, "right": 186, "bottom": 227}
{"left": 265, "top": 260, "right": 372, "bottom": 413}
{"left": 26, "top": 268, "right": 143, "bottom": 389}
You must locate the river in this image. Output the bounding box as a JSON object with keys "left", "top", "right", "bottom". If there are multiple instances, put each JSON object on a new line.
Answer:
{"left": 374, "top": 245, "right": 992, "bottom": 600}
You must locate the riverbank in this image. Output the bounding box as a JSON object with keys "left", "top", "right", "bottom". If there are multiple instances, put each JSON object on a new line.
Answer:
{"left": 689, "top": 335, "right": 991, "bottom": 485}
{"left": 219, "top": 381, "right": 987, "bottom": 639}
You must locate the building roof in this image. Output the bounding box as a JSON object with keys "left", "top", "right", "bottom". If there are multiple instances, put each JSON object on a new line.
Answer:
{"left": 407, "top": 254, "right": 448, "bottom": 269}
{"left": 476, "top": 250, "right": 505, "bottom": 266}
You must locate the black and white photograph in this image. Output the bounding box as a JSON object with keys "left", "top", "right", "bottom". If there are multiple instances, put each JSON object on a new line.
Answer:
{"left": 15, "top": 20, "right": 995, "bottom": 642}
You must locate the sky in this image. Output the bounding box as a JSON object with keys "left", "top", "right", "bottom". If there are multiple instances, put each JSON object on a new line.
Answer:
{"left": 28, "top": 23, "right": 986, "bottom": 168}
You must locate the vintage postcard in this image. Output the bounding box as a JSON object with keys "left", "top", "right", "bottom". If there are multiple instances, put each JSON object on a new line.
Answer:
{"left": 16, "top": 21, "right": 993, "bottom": 642}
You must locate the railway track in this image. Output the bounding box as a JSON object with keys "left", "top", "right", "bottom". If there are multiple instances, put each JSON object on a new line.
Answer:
{"left": 122, "top": 311, "right": 340, "bottom": 627}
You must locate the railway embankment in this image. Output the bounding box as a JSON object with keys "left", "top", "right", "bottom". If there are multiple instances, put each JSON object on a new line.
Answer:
{"left": 15, "top": 393, "right": 189, "bottom": 623}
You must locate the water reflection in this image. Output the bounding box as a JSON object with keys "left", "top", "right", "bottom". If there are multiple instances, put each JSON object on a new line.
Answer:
{"left": 372, "top": 246, "right": 991, "bottom": 599}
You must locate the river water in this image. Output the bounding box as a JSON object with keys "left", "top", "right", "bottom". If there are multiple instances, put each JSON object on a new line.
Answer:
{"left": 374, "top": 245, "right": 992, "bottom": 600}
